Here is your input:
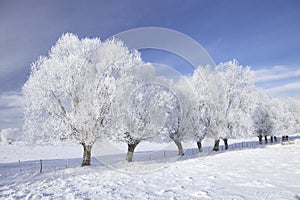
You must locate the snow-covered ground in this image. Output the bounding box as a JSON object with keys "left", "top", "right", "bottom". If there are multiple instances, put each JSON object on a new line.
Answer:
{"left": 1, "top": 136, "right": 300, "bottom": 199}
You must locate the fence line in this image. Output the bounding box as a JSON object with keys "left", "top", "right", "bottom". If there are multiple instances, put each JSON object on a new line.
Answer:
{"left": 1, "top": 136, "right": 298, "bottom": 174}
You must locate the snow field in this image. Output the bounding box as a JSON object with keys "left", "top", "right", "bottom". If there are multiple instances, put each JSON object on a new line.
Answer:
{"left": 1, "top": 137, "right": 300, "bottom": 199}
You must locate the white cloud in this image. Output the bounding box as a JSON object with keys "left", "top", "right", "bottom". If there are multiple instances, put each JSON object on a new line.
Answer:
{"left": 0, "top": 92, "right": 23, "bottom": 129}
{"left": 0, "top": 92, "right": 23, "bottom": 108}
{"left": 264, "top": 82, "right": 300, "bottom": 98}
{"left": 253, "top": 65, "right": 300, "bottom": 82}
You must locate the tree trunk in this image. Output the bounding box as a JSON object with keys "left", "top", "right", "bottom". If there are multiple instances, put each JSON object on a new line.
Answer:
{"left": 126, "top": 140, "right": 139, "bottom": 162}
{"left": 258, "top": 135, "right": 262, "bottom": 144}
{"left": 270, "top": 136, "right": 274, "bottom": 143}
{"left": 264, "top": 136, "right": 268, "bottom": 144}
{"left": 213, "top": 139, "right": 220, "bottom": 151}
{"left": 274, "top": 136, "right": 277, "bottom": 142}
{"left": 282, "top": 135, "right": 286, "bottom": 142}
{"left": 197, "top": 140, "right": 202, "bottom": 153}
{"left": 174, "top": 140, "right": 184, "bottom": 156}
{"left": 81, "top": 143, "right": 92, "bottom": 167}
{"left": 223, "top": 138, "right": 228, "bottom": 150}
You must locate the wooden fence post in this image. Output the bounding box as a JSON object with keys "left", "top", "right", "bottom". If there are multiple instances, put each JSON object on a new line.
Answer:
{"left": 40, "top": 159, "right": 42, "bottom": 173}
{"left": 18, "top": 160, "right": 21, "bottom": 173}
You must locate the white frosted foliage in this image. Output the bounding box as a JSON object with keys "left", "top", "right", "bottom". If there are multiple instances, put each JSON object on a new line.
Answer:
{"left": 23, "top": 33, "right": 144, "bottom": 147}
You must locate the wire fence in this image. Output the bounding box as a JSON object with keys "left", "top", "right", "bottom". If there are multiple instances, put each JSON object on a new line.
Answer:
{"left": 1, "top": 136, "right": 299, "bottom": 176}
{"left": 0, "top": 158, "right": 81, "bottom": 179}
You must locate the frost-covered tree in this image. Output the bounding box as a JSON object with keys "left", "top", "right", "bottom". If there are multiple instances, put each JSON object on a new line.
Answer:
{"left": 0, "top": 128, "right": 21, "bottom": 144}
{"left": 174, "top": 61, "right": 258, "bottom": 152}
{"left": 267, "top": 98, "right": 296, "bottom": 139}
{"left": 177, "top": 66, "right": 221, "bottom": 152}
{"left": 155, "top": 78, "right": 184, "bottom": 156}
{"left": 253, "top": 96, "right": 274, "bottom": 144}
{"left": 213, "top": 60, "right": 258, "bottom": 150}
{"left": 23, "top": 33, "right": 143, "bottom": 166}
{"left": 287, "top": 98, "right": 300, "bottom": 133}
{"left": 174, "top": 77, "right": 197, "bottom": 151}
{"left": 110, "top": 80, "right": 181, "bottom": 161}
{"left": 106, "top": 63, "right": 154, "bottom": 161}
{"left": 252, "top": 95, "right": 300, "bottom": 144}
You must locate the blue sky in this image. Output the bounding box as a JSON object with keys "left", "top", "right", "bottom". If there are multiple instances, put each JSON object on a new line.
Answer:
{"left": 0, "top": 0, "right": 300, "bottom": 129}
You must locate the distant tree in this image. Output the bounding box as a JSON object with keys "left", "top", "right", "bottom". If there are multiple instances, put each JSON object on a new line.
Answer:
{"left": 253, "top": 96, "right": 300, "bottom": 144}
{"left": 23, "top": 33, "right": 143, "bottom": 166}
{"left": 0, "top": 128, "right": 21, "bottom": 144}
{"left": 267, "top": 98, "right": 296, "bottom": 139}
{"left": 253, "top": 96, "right": 274, "bottom": 144}
{"left": 174, "top": 62, "right": 259, "bottom": 152}
{"left": 287, "top": 98, "right": 300, "bottom": 133}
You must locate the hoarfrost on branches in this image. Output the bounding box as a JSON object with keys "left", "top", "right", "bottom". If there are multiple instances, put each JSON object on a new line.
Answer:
{"left": 22, "top": 32, "right": 300, "bottom": 164}
{"left": 23, "top": 33, "right": 144, "bottom": 166}
{"left": 215, "top": 60, "right": 259, "bottom": 139}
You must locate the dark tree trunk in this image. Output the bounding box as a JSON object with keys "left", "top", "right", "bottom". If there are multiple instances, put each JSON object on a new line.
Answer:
{"left": 81, "top": 143, "right": 92, "bottom": 167}
{"left": 258, "top": 135, "right": 263, "bottom": 144}
{"left": 282, "top": 135, "right": 286, "bottom": 142}
{"left": 264, "top": 136, "right": 268, "bottom": 144}
{"left": 274, "top": 136, "right": 277, "bottom": 142}
{"left": 197, "top": 140, "right": 202, "bottom": 153}
{"left": 223, "top": 138, "right": 228, "bottom": 150}
{"left": 270, "top": 136, "right": 274, "bottom": 143}
{"left": 126, "top": 140, "right": 139, "bottom": 162}
{"left": 213, "top": 139, "right": 220, "bottom": 151}
{"left": 174, "top": 140, "right": 184, "bottom": 156}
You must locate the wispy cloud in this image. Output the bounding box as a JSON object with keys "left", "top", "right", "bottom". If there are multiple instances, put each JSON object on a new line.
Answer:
{"left": 0, "top": 92, "right": 23, "bottom": 129}
{"left": 253, "top": 66, "right": 300, "bottom": 83}
{"left": 252, "top": 65, "right": 300, "bottom": 98}
{"left": 265, "top": 82, "right": 300, "bottom": 98}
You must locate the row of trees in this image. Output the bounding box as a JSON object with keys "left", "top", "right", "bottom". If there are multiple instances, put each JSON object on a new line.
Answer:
{"left": 23, "top": 33, "right": 300, "bottom": 166}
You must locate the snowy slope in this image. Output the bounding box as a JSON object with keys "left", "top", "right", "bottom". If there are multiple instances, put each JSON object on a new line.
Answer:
{"left": 1, "top": 138, "right": 300, "bottom": 199}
